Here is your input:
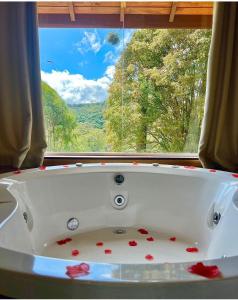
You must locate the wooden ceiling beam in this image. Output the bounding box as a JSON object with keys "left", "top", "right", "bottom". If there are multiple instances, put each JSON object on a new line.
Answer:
{"left": 120, "top": 2, "right": 126, "bottom": 23}
{"left": 68, "top": 2, "right": 75, "bottom": 22}
{"left": 169, "top": 2, "right": 177, "bottom": 23}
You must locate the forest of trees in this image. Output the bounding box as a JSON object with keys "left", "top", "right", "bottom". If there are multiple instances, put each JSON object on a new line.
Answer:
{"left": 42, "top": 29, "right": 211, "bottom": 153}
{"left": 42, "top": 82, "right": 106, "bottom": 152}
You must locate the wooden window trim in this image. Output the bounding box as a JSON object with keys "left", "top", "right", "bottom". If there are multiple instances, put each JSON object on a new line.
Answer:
{"left": 43, "top": 153, "right": 201, "bottom": 168}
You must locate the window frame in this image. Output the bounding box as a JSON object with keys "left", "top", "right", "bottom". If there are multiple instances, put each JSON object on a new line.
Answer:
{"left": 38, "top": 2, "right": 212, "bottom": 165}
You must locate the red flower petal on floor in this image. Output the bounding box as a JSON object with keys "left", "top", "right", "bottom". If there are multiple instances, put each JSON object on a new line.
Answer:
{"left": 187, "top": 262, "right": 222, "bottom": 279}
{"left": 63, "top": 165, "right": 69, "bottom": 168}
{"left": 96, "top": 242, "right": 104, "bottom": 247}
{"left": 138, "top": 228, "right": 149, "bottom": 234}
{"left": 104, "top": 249, "right": 112, "bottom": 254}
{"left": 209, "top": 169, "right": 216, "bottom": 173}
{"left": 71, "top": 249, "right": 79, "bottom": 256}
{"left": 13, "top": 169, "right": 21, "bottom": 174}
{"left": 66, "top": 263, "right": 90, "bottom": 279}
{"left": 186, "top": 247, "right": 199, "bottom": 253}
{"left": 170, "top": 237, "right": 176, "bottom": 242}
{"left": 184, "top": 166, "right": 196, "bottom": 169}
{"left": 232, "top": 173, "right": 238, "bottom": 178}
{"left": 145, "top": 254, "right": 154, "bottom": 261}
{"left": 39, "top": 166, "right": 46, "bottom": 170}
{"left": 129, "top": 240, "right": 137, "bottom": 246}
{"left": 146, "top": 237, "right": 154, "bottom": 242}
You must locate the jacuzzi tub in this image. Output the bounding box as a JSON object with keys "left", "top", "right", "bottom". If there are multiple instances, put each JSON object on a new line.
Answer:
{"left": 1, "top": 163, "right": 238, "bottom": 298}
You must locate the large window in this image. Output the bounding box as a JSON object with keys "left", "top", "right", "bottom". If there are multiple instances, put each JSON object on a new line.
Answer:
{"left": 39, "top": 20, "right": 211, "bottom": 154}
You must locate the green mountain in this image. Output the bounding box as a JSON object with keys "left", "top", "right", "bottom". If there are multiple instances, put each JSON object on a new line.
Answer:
{"left": 69, "top": 102, "right": 105, "bottom": 129}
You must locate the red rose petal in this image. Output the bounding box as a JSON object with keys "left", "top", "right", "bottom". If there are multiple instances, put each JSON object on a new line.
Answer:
{"left": 146, "top": 237, "right": 154, "bottom": 242}
{"left": 57, "top": 239, "right": 66, "bottom": 245}
{"left": 71, "top": 249, "right": 79, "bottom": 256}
{"left": 145, "top": 254, "right": 154, "bottom": 261}
{"left": 63, "top": 165, "right": 69, "bottom": 168}
{"left": 13, "top": 169, "right": 21, "bottom": 174}
{"left": 170, "top": 237, "right": 176, "bottom": 242}
{"left": 232, "top": 173, "right": 238, "bottom": 178}
{"left": 138, "top": 228, "right": 149, "bottom": 235}
{"left": 129, "top": 240, "right": 137, "bottom": 246}
{"left": 66, "top": 263, "right": 90, "bottom": 279}
{"left": 65, "top": 238, "right": 72, "bottom": 243}
{"left": 39, "top": 166, "right": 46, "bottom": 170}
{"left": 209, "top": 169, "right": 216, "bottom": 173}
{"left": 96, "top": 242, "right": 104, "bottom": 247}
{"left": 57, "top": 238, "right": 72, "bottom": 245}
{"left": 186, "top": 247, "right": 199, "bottom": 253}
{"left": 104, "top": 249, "right": 112, "bottom": 254}
{"left": 187, "top": 262, "right": 222, "bottom": 279}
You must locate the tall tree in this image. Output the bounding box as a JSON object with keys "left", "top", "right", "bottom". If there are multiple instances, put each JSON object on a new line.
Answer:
{"left": 105, "top": 29, "right": 211, "bottom": 152}
{"left": 42, "top": 81, "right": 77, "bottom": 151}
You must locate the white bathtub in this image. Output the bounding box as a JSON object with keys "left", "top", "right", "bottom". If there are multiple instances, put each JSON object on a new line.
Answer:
{"left": 1, "top": 163, "right": 238, "bottom": 298}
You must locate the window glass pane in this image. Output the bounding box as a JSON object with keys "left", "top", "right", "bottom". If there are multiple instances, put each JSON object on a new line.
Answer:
{"left": 39, "top": 28, "right": 211, "bottom": 153}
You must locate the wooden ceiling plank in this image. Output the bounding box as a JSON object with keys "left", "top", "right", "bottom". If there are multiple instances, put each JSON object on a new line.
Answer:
{"left": 37, "top": 7, "right": 213, "bottom": 16}
{"left": 176, "top": 2, "right": 213, "bottom": 8}
{"left": 37, "top": 2, "right": 213, "bottom": 16}
{"left": 169, "top": 2, "right": 177, "bottom": 22}
{"left": 176, "top": 7, "right": 213, "bottom": 15}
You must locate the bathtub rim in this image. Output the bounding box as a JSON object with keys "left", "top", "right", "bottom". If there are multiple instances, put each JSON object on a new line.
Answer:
{"left": 0, "top": 245, "right": 238, "bottom": 285}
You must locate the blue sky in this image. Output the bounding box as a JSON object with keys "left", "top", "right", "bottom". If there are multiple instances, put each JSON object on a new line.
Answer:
{"left": 39, "top": 28, "right": 134, "bottom": 104}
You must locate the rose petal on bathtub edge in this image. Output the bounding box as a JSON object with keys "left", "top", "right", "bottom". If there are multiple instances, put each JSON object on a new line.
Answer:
{"left": 187, "top": 262, "right": 222, "bottom": 279}
{"left": 66, "top": 263, "right": 90, "bottom": 279}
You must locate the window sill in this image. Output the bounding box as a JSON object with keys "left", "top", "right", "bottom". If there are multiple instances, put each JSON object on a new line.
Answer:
{"left": 43, "top": 152, "right": 201, "bottom": 167}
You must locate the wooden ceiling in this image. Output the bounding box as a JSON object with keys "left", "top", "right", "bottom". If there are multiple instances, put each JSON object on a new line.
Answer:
{"left": 37, "top": 2, "right": 213, "bottom": 28}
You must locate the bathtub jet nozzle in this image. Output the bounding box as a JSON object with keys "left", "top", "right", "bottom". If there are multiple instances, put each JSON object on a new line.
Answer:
{"left": 114, "top": 174, "right": 124, "bottom": 185}
{"left": 213, "top": 212, "right": 221, "bottom": 225}
{"left": 67, "top": 218, "right": 79, "bottom": 231}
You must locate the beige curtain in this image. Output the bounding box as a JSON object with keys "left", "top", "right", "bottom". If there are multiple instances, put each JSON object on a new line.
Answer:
{"left": 0, "top": 2, "right": 47, "bottom": 169}
{"left": 199, "top": 2, "right": 238, "bottom": 171}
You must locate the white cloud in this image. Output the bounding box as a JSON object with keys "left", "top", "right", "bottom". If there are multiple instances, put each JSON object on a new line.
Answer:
{"left": 41, "top": 65, "right": 115, "bottom": 105}
{"left": 75, "top": 30, "right": 102, "bottom": 54}
{"left": 105, "top": 65, "right": 115, "bottom": 80}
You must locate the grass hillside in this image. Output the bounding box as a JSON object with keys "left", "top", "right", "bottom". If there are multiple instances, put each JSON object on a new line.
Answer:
{"left": 69, "top": 102, "right": 105, "bottom": 129}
